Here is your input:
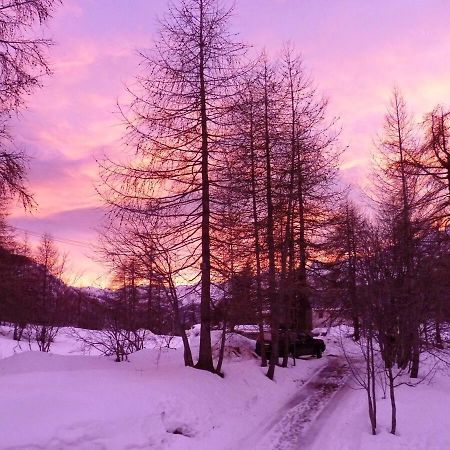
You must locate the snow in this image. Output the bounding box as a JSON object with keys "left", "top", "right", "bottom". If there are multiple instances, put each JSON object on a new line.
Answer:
{"left": 1, "top": 325, "right": 450, "bottom": 449}
{"left": 306, "top": 371, "right": 450, "bottom": 450}
{"left": 304, "top": 328, "right": 450, "bottom": 450}
{"left": 0, "top": 325, "right": 326, "bottom": 449}
{"left": 233, "top": 324, "right": 270, "bottom": 334}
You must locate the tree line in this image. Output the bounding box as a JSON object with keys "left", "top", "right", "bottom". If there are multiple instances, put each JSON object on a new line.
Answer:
{"left": 320, "top": 89, "right": 450, "bottom": 435}
{"left": 98, "top": 0, "right": 341, "bottom": 379}
{"left": 97, "top": 0, "right": 449, "bottom": 387}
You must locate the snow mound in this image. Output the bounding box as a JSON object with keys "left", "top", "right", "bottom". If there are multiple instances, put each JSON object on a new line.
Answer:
{"left": 211, "top": 331, "right": 257, "bottom": 360}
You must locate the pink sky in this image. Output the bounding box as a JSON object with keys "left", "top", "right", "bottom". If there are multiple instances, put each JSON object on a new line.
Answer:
{"left": 8, "top": 0, "right": 450, "bottom": 286}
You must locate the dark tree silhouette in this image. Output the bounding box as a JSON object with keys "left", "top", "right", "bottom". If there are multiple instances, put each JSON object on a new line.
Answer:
{"left": 100, "top": 0, "right": 247, "bottom": 373}
{"left": 0, "top": 0, "right": 61, "bottom": 206}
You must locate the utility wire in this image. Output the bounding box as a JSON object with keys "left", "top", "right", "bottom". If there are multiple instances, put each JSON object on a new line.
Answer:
{"left": 12, "top": 226, "right": 94, "bottom": 250}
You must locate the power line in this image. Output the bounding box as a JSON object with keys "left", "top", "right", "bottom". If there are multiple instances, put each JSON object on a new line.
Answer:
{"left": 12, "top": 226, "right": 95, "bottom": 250}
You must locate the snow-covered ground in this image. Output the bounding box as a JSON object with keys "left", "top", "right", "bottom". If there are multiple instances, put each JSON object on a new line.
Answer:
{"left": 1, "top": 325, "right": 449, "bottom": 450}
{"left": 307, "top": 375, "right": 450, "bottom": 450}
{"left": 305, "top": 328, "right": 450, "bottom": 450}
{"left": 0, "top": 326, "right": 327, "bottom": 449}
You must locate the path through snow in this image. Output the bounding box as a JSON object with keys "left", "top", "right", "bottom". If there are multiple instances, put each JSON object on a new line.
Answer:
{"left": 246, "top": 356, "right": 350, "bottom": 450}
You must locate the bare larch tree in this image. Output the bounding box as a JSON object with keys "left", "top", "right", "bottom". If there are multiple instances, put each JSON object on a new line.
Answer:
{"left": 100, "top": 0, "right": 246, "bottom": 373}
{"left": 0, "top": 0, "right": 60, "bottom": 206}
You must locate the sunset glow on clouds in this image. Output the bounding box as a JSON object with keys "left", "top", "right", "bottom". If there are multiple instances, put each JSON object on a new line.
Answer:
{"left": 8, "top": 0, "right": 450, "bottom": 286}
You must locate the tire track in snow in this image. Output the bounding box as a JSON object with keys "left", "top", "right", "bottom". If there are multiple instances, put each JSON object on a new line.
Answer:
{"left": 262, "top": 357, "right": 350, "bottom": 450}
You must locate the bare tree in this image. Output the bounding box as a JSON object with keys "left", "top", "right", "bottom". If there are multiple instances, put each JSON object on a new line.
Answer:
{"left": 0, "top": 0, "right": 60, "bottom": 206}
{"left": 326, "top": 199, "right": 367, "bottom": 340}
{"left": 0, "top": 0, "right": 60, "bottom": 112}
{"left": 371, "top": 89, "right": 437, "bottom": 379}
{"left": 341, "top": 323, "right": 379, "bottom": 435}
{"left": 97, "top": 214, "right": 195, "bottom": 367}
{"left": 228, "top": 71, "right": 269, "bottom": 367}
{"left": 412, "top": 106, "right": 450, "bottom": 222}
{"left": 30, "top": 233, "right": 65, "bottom": 352}
{"left": 222, "top": 48, "right": 340, "bottom": 378}
{"left": 0, "top": 120, "right": 32, "bottom": 206}
{"left": 99, "top": 0, "right": 247, "bottom": 373}
{"left": 260, "top": 57, "right": 281, "bottom": 381}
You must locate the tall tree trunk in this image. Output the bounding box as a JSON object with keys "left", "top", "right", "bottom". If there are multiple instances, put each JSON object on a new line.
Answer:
{"left": 370, "top": 336, "right": 377, "bottom": 429}
{"left": 296, "top": 155, "right": 311, "bottom": 331}
{"left": 388, "top": 366, "right": 397, "bottom": 435}
{"left": 346, "top": 204, "right": 360, "bottom": 341}
{"left": 280, "top": 60, "right": 299, "bottom": 368}
{"left": 366, "top": 338, "right": 377, "bottom": 435}
{"left": 248, "top": 96, "right": 267, "bottom": 367}
{"left": 410, "top": 330, "right": 420, "bottom": 378}
{"left": 196, "top": 0, "right": 214, "bottom": 372}
{"left": 147, "top": 256, "right": 154, "bottom": 330}
{"left": 263, "top": 63, "right": 279, "bottom": 381}
{"left": 215, "top": 320, "right": 227, "bottom": 375}
{"left": 435, "top": 320, "right": 443, "bottom": 349}
{"left": 168, "top": 277, "right": 194, "bottom": 368}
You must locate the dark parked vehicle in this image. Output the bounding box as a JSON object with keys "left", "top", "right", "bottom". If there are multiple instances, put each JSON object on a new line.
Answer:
{"left": 255, "top": 331, "right": 326, "bottom": 359}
